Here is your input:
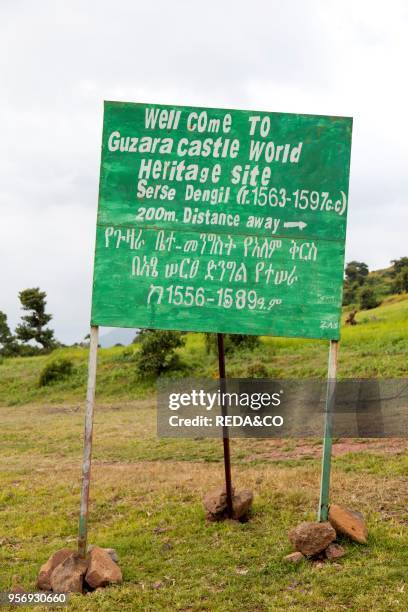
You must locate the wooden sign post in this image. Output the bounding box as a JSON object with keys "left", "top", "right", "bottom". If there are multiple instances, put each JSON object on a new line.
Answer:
{"left": 318, "top": 339, "right": 339, "bottom": 522}
{"left": 78, "top": 326, "right": 99, "bottom": 558}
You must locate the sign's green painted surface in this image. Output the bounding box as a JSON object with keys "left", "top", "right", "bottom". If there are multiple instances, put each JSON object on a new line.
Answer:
{"left": 91, "top": 101, "right": 352, "bottom": 340}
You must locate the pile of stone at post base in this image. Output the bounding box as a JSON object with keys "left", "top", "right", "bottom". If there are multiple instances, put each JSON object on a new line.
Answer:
{"left": 284, "top": 504, "right": 369, "bottom": 565}
{"left": 203, "top": 487, "right": 253, "bottom": 521}
{"left": 37, "top": 546, "right": 122, "bottom": 594}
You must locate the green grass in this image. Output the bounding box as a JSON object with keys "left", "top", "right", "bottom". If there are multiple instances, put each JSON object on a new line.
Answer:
{"left": 0, "top": 296, "right": 407, "bottom": 610}
{"left": 0, "top": 403, "right": 407, "bottom": 611}
{"left": 1, "top": 294, "right": 407, "bottom": 407}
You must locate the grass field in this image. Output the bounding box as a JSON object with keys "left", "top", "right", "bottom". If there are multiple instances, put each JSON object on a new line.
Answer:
{"left": 1, "top": 293, "right": 408, "bottom": 407}
{"left": 0, "top": 296, "right": 407, "bottom": 610}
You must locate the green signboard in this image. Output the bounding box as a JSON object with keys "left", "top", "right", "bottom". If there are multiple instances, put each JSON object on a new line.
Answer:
{"left": 91, "top": 101, "right": 352, "bottom": 340}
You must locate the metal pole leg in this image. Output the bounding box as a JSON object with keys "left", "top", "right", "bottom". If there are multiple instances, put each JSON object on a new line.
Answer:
{"left": 78, "top": 325, "right": 99, "bottom": 558}
{"left": 217, "top": 333, "right": 233, "bottom": 518}
{"left": 318, "top": 339, "right": 339, "bottom": 522}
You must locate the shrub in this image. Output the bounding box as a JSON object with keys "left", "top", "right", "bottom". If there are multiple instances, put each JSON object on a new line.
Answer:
{"left": 246, "top": 361, "right": 268, "bottom": 378}
{"left": 39, "top": 358, "right": 73, "bottom": 386}
{"left": 204, "top": 333, "right": 259, "bottom": 354}
{"left": 229, "top": 334, "right": 259, "bottom": 350}
{"left": 359, "top": 288, "right": 381, "bottom": 310}
{"left": 136, "top": 330, "right": 185, "bottom": 378}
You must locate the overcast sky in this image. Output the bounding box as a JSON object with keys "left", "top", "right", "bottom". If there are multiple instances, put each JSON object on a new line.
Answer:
{"left": 1, "top": 0, "right": 407, "bottom": 344}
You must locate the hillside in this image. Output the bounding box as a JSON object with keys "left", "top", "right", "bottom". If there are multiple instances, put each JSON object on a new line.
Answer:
{"left": 1, "top": 294, "right": 407, "bottom": 407}
{"left": 343, "top": 258, "right": 408, "bottom": 307}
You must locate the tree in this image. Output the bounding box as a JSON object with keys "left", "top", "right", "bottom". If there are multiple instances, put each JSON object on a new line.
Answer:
{"left": 359, "top": 287, "right": 380, "bottom": 310}
{"left": 136, "top": 329, "right": 185, "bottom": 377}
{"left": 0, "top": 311, "right": 19, "bottom": 356}
{"left": 391, "top": 257, "right": 408, "bottom": 276}
{"left": 390, "top": 258, "right": 408, "bottom": 293}
{"left": 0, "top": 311, "right": 12, "bottom": 347}
{"left": 345, "top": 261, "right": 369, "bottom": 285}
{"left": 343, "top": 261, "right": 370, "bottom": 305}
{"left": 15, "top": 288, "right": 56, "bottom": 350}
{"left": 393, "top": 267, "right": 408, "bottom": 294}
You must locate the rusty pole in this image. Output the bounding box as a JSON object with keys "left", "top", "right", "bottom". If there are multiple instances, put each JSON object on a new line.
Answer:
{"left": 78, "top": 325, "right": 99, "bottom": 558}
{"left": 217, "top": 333, "right": 233, "bottom": 518}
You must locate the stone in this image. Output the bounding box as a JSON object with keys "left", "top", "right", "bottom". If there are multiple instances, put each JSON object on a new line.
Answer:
{"left": 203, "top": 487, "right": 229, "bottom": 520}
{"left": 328, "top": 504, "right": 368, "bottom": 544}
{"left": 283, "top": 552, "right": 305, "bottom": 564}
{"left": 85, "top": 546, "right": 122, "bottom": 589}
{"left": 152, "top": 581, "right": 164, "bottom": 589}
{"left": 232, "top": 490, "right": 253, "bottom": 520}
{"left": 50, "top": 553, "right": 88, "bottom": 594}
{"left": 87, "top": 545, "right": 119, "bottom": 565}
{"left": 313, "top": 561, "right": 326, "bottom": 569}
{"left": 203, "top": 487, "right": 253, "bottom": 521}
{"left": 288, "top": 521, "right": 336, "bottom": 557}
{"left": 325, "top": 543, "right": 346, "bottom": 561}
{"left": 37, "top": 548, "right": 74, "bottom": 591}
